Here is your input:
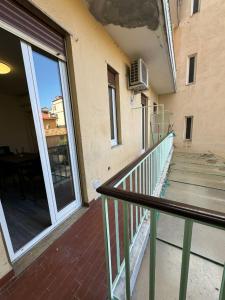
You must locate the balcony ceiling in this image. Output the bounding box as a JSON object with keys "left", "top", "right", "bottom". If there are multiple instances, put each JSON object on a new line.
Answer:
{"left": 85, "top": 0, "right": 175, "bottom": 95}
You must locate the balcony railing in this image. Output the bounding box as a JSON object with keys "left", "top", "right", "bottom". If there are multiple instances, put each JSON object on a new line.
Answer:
{"left": 97, "top": 132, "right": 225, "bottom": 300}
{"left": 162, "top": 0, "right": 177, "bottom": 87}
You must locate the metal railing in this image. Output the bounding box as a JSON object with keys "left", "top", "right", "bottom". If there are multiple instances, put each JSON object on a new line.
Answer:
{"left": 48, "top": 144, "right": 71, "bottom": 184}
{"left": 97, "top": 132, "right": 225, "bottom": 300}
{"left": 162, "top": 0, "right": 177, "bottom": 86}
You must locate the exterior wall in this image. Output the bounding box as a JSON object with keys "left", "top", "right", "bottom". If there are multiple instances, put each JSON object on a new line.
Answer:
{"left": 160, "top": 0, "right": 225, "bottom": 154}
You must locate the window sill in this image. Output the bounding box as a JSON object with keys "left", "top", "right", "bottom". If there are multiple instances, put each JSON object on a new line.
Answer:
{"left": 111, "top": 143, "right": 123, "bottom": 149}
{"left": 186, "top": 82, "right": 196, "bottom": 86}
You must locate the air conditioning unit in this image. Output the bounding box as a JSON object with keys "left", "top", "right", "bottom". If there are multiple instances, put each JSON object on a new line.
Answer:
{"left": 129, "top": 58, "right": 149, "bottom": 92}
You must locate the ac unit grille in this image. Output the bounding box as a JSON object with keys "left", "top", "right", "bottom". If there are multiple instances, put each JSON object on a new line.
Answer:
{"left": 129, "top": 58, "right": 149, "bottom": 91}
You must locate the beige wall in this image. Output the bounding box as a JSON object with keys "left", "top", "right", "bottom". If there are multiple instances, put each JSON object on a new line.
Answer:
{"left": 160, "top": 0, "right": 225, "bottom": 154}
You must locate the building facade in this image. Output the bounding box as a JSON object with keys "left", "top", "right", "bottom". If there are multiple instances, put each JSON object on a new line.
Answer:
{"left": 0, "top": 0, "right": 175, "bottom": 285}
{"left": 160, "top": 0, "right": 225, "bottom": 155}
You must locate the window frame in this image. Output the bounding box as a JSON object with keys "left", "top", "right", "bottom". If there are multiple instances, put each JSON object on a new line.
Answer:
{"left": 186, "top": 54, "right": 197, "bottom": 85}
{"left": 191, "top": 0, "right": 200, "bottom": 16}
{"left": 184, "top": 116, "right": 193, "bottom": 140}
{"left": 108, "top": 85, "right": 118, "bottom": 147}
{"left": 107, "top": 66, "right": 120, "bottom": 147}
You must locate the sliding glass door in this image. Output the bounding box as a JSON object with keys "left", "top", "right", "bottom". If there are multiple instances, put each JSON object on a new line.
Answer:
{"left": 21, "top": 42, "right": 81, "bottom": 221}
{"left": 0, "top": 27, "right": 81, "bottom": 262}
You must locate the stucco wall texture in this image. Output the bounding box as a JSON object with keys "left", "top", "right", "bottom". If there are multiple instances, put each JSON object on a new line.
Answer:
{"left": 159, "top": 0, "right": 225, "bottom": 154}
{"left": 0, "top": 0, "right": 159, "bottom": 278}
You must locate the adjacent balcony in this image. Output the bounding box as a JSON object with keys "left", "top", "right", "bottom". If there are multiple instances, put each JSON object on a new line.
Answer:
{"left": 85, "top": 0, "right": 176, "bottom": 94}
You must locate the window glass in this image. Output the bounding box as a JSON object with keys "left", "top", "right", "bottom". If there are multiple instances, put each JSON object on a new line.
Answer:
{"left": 188, "top": 56, "right": 196, "bottom": 84}
{"left": 185, "top": 116, "right": 193, "bottom": 139}
{"left": 32, "top": 50, "right": 76, "bottom": 212}
{"left": 193, "top": 0, "right": 200, "bottom": 14}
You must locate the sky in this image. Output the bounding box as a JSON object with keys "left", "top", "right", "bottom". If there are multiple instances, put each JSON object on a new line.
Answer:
{"left": 33, "top": 51, "right": 62, "bottom": 109}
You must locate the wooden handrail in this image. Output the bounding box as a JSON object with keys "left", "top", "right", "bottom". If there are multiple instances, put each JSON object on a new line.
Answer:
{"left": 97, "top": 133, "right": 225, "bottom": 229}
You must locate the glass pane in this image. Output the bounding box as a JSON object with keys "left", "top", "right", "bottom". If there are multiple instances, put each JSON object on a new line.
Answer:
{"left": 108, "top": 86, "right": 115, "bottom": 140}
{"left": 188, "top": 56, "right": 195, "bottom": 83}
{"left": 32, "top": 50, "right": 75, "bottom": 212}
{"left": 0, "top": 27, "right": 51, "bottom": 252}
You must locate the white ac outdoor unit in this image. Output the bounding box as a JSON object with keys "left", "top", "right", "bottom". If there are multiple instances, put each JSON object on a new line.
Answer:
{"left": 129, "top": 58, "right": 149, "bottom": 92}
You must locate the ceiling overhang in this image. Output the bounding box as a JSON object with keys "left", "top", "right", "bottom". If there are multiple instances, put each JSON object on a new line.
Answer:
{"left": 84, "top": 0, "right": 176, "bottom": 95}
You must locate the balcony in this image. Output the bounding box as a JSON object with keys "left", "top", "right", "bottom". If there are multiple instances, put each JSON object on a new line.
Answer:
{"left": 97, "top": 133, "right": 225, "bottom": 299}
{"left": 85, "top": 0, "right": 176, "bottom": 94}
{"left": 0, "top": 134, "right": 224, "bottom": 300}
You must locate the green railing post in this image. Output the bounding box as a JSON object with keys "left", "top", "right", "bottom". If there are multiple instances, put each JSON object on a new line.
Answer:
{"left": 149, "top": 209, "right": 157, "bottom": 300}
{"left": 179, "top": 219, "right": 193, "bottom": 300}
{"left": 102, "top": 197, "right": 113, "bottom": 300}
{"left": 123, "top": 201, "right": 131, "bottom": 300}
{"left": 114, "top": 199, "right": 121, "bottom": 274}
{"left": 219, "top": 264, "right": 225, "bottom": 300}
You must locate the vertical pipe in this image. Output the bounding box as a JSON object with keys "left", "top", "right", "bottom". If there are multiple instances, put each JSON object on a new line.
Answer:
{"left": 149, "top": 209, "right": 157, "bottom": 300}
{"left": 179, "top": 219, "right": 193, "bottom": 300}
{"left": 219, "top": 265, "right": 225, "bottom": 300}
{"left": 123, "top": 200, "right": 131, "bottom": 300}
{"left": 102, "top": 197, "right": 113, "bottom": 300}
{"left": 114, "top": 199, "right": 121, "bottom": 274}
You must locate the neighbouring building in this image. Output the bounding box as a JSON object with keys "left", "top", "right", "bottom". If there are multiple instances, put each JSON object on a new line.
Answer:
{"left": 0, "top": 0, "right": 175, "bottom": 288}
{"left": 160, "top": 0, "right": 225, "bottom": 155}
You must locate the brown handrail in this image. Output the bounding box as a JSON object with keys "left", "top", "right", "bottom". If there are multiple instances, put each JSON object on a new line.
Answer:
{"left": 97, "top": 133, "right": 225, "bottom": 229}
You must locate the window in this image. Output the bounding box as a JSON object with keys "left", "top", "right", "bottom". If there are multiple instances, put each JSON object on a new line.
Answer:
{"left": 187, "top": 54, "right": 197, "bottom": 84}
{"left": 192, "top": 0, "right": 200, "bottom": 15}
{"left": 107, "top": 66, "right": 120, "bottom": 146}
{"left": 185, "top": 116, "right": 193, "bottom": 140}
{"left": 153, "top": 102, "right": 157, "bottom": 114}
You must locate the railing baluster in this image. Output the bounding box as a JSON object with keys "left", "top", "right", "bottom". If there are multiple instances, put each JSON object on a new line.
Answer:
{"left": 219, "top": 265, "right": 225, "bottom": 300}
{"left": 143, "top": 160, "right": 145, "bottom": 195}
{"left": 123, "top": 180, "right": 131, "bottom": 300}
{"left": 140, "top": 164, "right": 143, "bottom": 221}
{"left": 135, "top": 168, "right": 138, "bottom": 232}
{"left": 130, "top": 174, "right": 134, "bottom": 241}
{"left": 149, "top": 209, "right": 157, "bottom": 300}
{"left": 150, "top": 153, "right": 153, "bottom": 195}
{"left": 102, "top": 196, "right": 113, "bottom": 300}
{"left": 114, "top": 199, "right": 121, "bottom": 274}
{"left": 179, "top": 219, "right": 193, "bottom": 300}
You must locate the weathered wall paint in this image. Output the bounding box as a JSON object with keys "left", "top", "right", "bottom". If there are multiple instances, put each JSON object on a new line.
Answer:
{"left": 86, "top": 0, "right": 159, "bottom": 30}
{"left": 159, "top": 0, "right": 225, "bottom": 154}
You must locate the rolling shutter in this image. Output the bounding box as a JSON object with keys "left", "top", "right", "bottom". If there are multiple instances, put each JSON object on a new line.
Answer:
{"left": 107, "top": 67, "right": 117, "bottom": 87}
{"left": 0, "top": 0, "right": 65, "bottom": 56}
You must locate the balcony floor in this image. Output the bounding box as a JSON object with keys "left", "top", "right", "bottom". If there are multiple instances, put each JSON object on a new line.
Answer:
{"left": 134, "top": 151, "right": 225, "bottom": 299}
{"left": 0, "top": 201, "right": 108, "bottom": 300}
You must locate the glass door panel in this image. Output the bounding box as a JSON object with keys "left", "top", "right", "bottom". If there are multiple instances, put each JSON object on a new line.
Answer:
{"left": 32, "top": 50, "right": 76, "bottom": 212}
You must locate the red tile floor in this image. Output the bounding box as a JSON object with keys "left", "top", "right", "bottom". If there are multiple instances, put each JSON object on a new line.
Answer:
{"left": 0, "top": 201, "right": 109, "bottom": 300}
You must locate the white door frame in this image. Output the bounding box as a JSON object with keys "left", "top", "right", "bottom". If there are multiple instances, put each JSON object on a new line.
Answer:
{"left": 0, "top": 41, "right": 81, "bottom": 262}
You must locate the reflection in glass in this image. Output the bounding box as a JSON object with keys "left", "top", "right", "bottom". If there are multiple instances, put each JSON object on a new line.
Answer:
{"left": 33, "top": 51, "right": 75, "bottom": 211}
